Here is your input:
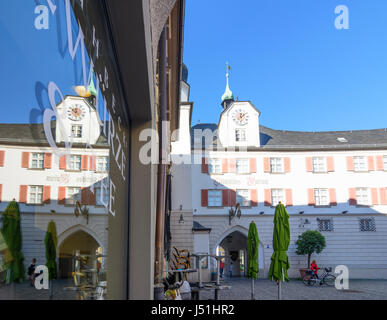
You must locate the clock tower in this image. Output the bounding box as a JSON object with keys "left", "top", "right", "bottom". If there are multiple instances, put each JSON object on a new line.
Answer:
{"left": 217, "top": 66, "right": 261, "bottom": 148}
{"left": 55, "top": 95, "right": 102, "bottom": 145}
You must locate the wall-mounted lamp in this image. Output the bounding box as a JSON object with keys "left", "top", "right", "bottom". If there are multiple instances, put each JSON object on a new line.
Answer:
{"left": 50, "top": 210, "right": 56, "bottom": 214}
{"left": 178, "top": 214, "right": 184, "bottom": 223}
{"left": 179, "top": 205, "right": 182, "bottom": 211}
{"left": 259, "top": 211, "right": 264, "bottom": 215}
{"left": 299, "top": 211, "right": 304, "bottom": 214}
{"left": 342, "top": 211, "right": 348, "bottom": 214}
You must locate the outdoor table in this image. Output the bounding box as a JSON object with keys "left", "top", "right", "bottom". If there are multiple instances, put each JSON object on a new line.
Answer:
{"left": 190, "top": 284, "right": 231, "bottom": 300}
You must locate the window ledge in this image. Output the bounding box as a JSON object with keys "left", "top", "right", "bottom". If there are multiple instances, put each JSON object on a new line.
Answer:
{"left": 65, "top": 170, "right": 82, "bottom": 173}
{"left": 25, "top": 203, "right": 45, "bottom": 206}
{"left": 28, "top": 168, "right": 45, "bottom": 171}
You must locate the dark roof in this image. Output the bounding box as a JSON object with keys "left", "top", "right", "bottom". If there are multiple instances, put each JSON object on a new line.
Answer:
{"left": 191, "top": 123, "right": 387, "bottom": 151}
{"left": 0, "top": 122, "right": 108, "bottom": 147}
{"left": 192, "top": 221, "right": 211, "bottom": 232}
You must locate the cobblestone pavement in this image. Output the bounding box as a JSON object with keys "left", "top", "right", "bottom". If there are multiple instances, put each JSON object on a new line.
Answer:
{"left": 197, "top": 278, "right": 387, "bottom": 300}
{"left": 0, "top": 278, "right": 386, "bottom": 300}
{"left": 0, "top": 279, "right": 78, "bottom": 300}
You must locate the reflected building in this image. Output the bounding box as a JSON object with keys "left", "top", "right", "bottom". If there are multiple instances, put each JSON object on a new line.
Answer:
{"left": 171, "top": 67, "right": 387, "bottom": 281}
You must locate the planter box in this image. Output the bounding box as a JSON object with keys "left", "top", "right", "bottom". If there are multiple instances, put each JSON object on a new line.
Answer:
{"left": 299, "top": 268, "right": 309, "bottom": 278}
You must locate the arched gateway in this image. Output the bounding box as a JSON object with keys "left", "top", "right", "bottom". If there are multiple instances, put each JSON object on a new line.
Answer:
{"left": 213, "top": 226, "right": 265, "bottom": 278}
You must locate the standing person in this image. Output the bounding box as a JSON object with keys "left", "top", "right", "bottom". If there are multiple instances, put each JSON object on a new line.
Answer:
{"left": 229, "top": 262, "right": 233, "bottom": 278}
{"left": 27, "top": 258, "right": 37, "bottom": 287}
{"left": 219, "top": 260, "right": 225, "bottom": 278}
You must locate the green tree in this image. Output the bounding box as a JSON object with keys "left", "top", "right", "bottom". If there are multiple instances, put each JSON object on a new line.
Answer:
{"left": 295, "top": 230, "right": 326, "bottom": 267}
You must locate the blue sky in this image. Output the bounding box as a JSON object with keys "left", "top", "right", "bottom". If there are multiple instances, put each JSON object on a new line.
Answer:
{"left": 1, "top": 1, "right": 387, "bottom": 133}
{"left": 183, "top": 0, "right": 387, "bottom": 131}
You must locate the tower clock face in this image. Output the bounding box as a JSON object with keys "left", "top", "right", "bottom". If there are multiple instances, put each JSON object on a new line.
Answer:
{"left": 232, "top": 108, "right": 249, "bottom": 126}
{"left": 67, "top": 104, "right": 86, "bottom": 121}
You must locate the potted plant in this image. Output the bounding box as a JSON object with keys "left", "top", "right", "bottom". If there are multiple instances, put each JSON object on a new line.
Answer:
{"left": 295, "top": 230, "right": 326, "bottom": 278}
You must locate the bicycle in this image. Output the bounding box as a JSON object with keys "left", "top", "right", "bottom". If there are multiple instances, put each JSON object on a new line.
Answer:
{"left": 302, "top": 267, "right": 336, "bottom": 287}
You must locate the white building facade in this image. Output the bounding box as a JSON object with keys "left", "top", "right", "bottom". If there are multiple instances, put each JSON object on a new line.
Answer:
{"left": 170, "top": 71, "right": 387, "bottom": 280}
{"left": 0, "top": 96, "right": 110, "bottom": 277}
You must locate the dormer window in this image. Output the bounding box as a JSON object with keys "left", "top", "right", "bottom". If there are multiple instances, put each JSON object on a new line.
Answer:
{"left": 235, "top": 129, "right": 246, "bottom": 142}
{"left": 71, "top": 125, "right": 83, "bottom": 138}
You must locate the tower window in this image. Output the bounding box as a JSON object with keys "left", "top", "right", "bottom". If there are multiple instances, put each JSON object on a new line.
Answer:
{"left": 235, "top": 129, "right": 246, "bottom": 142}
{"left": 71, "top": 125, "right": 83, "bottom": 138}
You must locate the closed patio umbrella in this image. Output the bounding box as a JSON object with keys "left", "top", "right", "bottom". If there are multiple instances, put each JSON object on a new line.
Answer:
{"left": 1, "top": 201, "right": 25, "bottom": 284}
{"left": 44, "top": 220, "right": 58, "bottom": 299}
{"left": 268, "top": 202, "right": 290, "bottom": 300}
{"left": 247, "top": 221, "right": 259, "bottom": 300}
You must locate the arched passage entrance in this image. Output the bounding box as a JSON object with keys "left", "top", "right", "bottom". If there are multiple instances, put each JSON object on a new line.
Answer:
{"left": 214, "top": 226, "right": 265, "bottom": 278}
{"left": 58, "top": 230, "right": 101, "bottom": 279}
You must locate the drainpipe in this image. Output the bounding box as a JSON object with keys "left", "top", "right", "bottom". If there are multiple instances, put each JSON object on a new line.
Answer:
{"left": 154, "top": 26, "right": 167, "bottom": 298}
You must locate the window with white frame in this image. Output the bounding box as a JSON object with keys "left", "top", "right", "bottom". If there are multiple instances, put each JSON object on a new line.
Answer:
{"left": 209, "top": 158, "right": 221, "bottom": 174}
{"left": 95, "top": 187, "right": 109, "bottom": 206}
{"left": 236, "top": 159, "right": 249, "bottom": 174}
{"left": 312, "top": 157, "right": 326, "bottom": 172}
{"left": 235, "top": 129, "right": 246, "bottom": 142}
{"left": 69, "top": 155, "right": 82, "bottom": 171}
{"left": 270, "top": 158, "right": 283, "bottom": 173}
{"left": 31, "top": 153, "right": 44, "bottom": 169}
{"left": 236, "top": 189, "right": 250, "bottom": 206}
{"left": 208, "top": 190, "right": 222, "bottom": 207}
{"left": 359, "top": 218, "right": 376, "bottom": 232}
{"left": 96, "top": 156, "right": 109, "bottom": 172}
{"left": 271, "top": 189, "right": 285, "bottom": 205}
{"left": 314, "top": 188, "right": 329, "bottom": 206}
{"left": 317, "top": 218, "right": 333, "bottom": 232}
{"left": 71, "top": 125, "right": 82, "bottom": 138}
{"left": 66, "top": 187, "right": 81, "bottom": 205}
{"left": 353, "top": 156, "right": 367, "bottom": 172}
{"left": 356, "top": 188, "right": 369, "bottom": 205}
{"left": 383, "top": 156, "right": 387, "bottom": 170}
{"left": 28, "top": 186, "right": 43, "bottom": 204}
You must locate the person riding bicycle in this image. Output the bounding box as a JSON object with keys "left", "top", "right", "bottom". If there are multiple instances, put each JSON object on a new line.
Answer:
{"left": 310, "top": 260, "right": 320, "bottom": 281}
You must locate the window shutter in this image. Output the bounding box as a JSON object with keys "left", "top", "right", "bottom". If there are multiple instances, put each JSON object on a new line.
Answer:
{"left": 58, "top": 187, "right": 66, "bottom": 204}
{"left": 379, "top": 188, "right": 387, "bottom": 205}
{"left": 250, "top": 189, "right": 258, "bottom": 206}
{"left": 264, "top": 158, "right": 270, "bottom": 173}
{"left": 201, "top": 157, "right": 208, "bottom": 174}
{"left": 222, "top": 159, "right": 228, "bottom": 173}
{"left": 306, "top": 157, "right": 313, "bottom": 172}
{"left": 222, "top": 189, "right": 229, "bottom": 207}
{"left": 329, "top": 188, "right": 337, "bottom": 206}
{"left": 81, "top": 187, "right": 91, "bottom": 204}
{"left": 371, "top": 188, "right": 378, "bottom": 205}
{"left": 229, "top": 159, "right": 236, "bottom": 173}
{"left": 284, "top": 158, "right": 291, "bottom": 173}
{"left": 59, "top": 155, "right": 67, "bottom": 170}
{"left": 346, "top": 156, "right": 354, "bottom": 171}
{"left": 201, "top": 189, "right": 208, "bottom": 207}
{"left": 21, "top": 152, "right": 29, "bottom": 168}
{"left": 89, "top": 156, "right": 97, "bottom": 171}
{"left": 327, "top": 157, "right": 335, "bottom": 172}
{"left": 81, "top": 155, "right": 89, "bottom": 171}
{"left": 43, "top": 186, "right": 51, "bottom": 204}
{"left": 249, "top": 158, "right": 257, "bottom": 173}
{"left": 90, "top": 188, "right": 96, "bottom": 205}
{"left": 0, "top": 184, "right": 2, "bottom": 202}
{"left": 368, "top": 156, "right": 375, "bottom": 171}
{"left": 44, "top": 153, "right": 52, "bottom": 169}
{"left": 285, "top": 189, "right": 293, "bottom": 206}
{"left": 376, "top": 156, "right": 384, "bottom": 171}
{"left": 19, "top": 185, "right": 28, "bottom": 203}
{"left": 264, "top": 189, "right": 271, "bottom": 206}
{"left": 348, "top": 188, "right": 357, "bottom": 205}
{"left": 230, "top": 189, "right": 236, "bottom": 206}
{"left": 0, "top": 151, "right": 4, "bottom": 167}
{"left": 307, "top": 189, "right": 315, "bottom": 206}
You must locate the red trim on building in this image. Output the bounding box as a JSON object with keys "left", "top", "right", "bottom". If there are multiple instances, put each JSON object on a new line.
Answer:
{"left": 21, "top": 152, "right": 29, "bottom": 168}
